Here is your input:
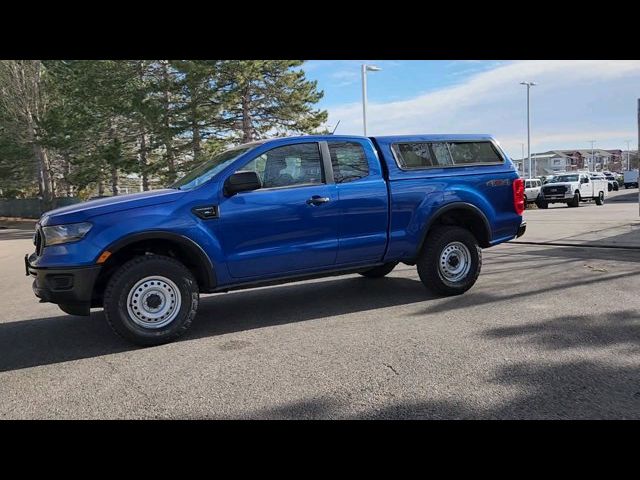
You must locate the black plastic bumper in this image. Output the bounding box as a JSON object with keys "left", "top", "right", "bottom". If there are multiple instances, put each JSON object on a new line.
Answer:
{"left": 517, "top": 221, "right": 526, "bottom": 238}
{"left": 25, "top": 254, "right": 101, "bottom": 316}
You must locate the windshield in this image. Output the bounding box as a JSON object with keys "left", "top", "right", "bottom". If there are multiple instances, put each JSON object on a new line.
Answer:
{"left": 552, "top": 174, "right": 579, "bottom": 183}
{"left": 171, "top": 146, "right": 255, "bottom": 191}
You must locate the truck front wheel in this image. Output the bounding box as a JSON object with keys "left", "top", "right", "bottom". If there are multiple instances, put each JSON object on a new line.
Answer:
{"left": 536, "top": 198, "right": 548, "bottom": 209}
{"left": 568, "top": 192, "right": 580, "bottom": 207}
{"left": 103, "top": 255, "right": 199, "bottom": 346}
{"left": 417, "top": 226, "right": 481, "bottom": 296}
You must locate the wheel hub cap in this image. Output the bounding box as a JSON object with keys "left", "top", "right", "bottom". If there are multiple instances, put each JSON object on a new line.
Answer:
{"left": 438, "top": 242, "right": 472, "bottom": 283}
{"left": 126, "top": 276, "right": 182, "bottom": 329}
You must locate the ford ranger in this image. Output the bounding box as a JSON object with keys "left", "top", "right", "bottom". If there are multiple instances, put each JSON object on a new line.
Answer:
{"left": 25, "top": 134, "right": 526, "bottom": 346}
{"left": 536, "top": 172, "right": 607, "bottom": 208}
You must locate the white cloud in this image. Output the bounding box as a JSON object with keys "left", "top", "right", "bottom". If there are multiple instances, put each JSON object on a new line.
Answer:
{"left": 326, "top": 60, "right": 640, "bottom": 158}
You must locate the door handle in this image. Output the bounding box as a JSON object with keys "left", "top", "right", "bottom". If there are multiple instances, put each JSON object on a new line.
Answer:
{"left": 306, "top": 195, "right": 330, "bottom": 206}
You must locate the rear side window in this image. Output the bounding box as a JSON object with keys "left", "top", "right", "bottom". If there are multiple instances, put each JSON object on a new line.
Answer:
{"left": 392, "top": 142, "right": 453, "bottom": 168}
{"left": 392, "top": 141, "right": 503, "bottom": 169}
{"left": 328, "top": 142, "right": 369, "bottom": 183}
{"left": 447, "top": 142, "right": 503, "bottom": 165}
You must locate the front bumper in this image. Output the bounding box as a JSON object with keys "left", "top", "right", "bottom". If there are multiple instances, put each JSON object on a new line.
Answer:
{"left": 541, "top": 193, "right": 572, "bottom": 201}
{"left": 25, "top": 253, "right": 101, "bottom": 316}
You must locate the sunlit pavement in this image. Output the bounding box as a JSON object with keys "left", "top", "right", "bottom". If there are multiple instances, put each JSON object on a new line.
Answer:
{"left": 0, "top": 194, "right": 639, "bottom": 419}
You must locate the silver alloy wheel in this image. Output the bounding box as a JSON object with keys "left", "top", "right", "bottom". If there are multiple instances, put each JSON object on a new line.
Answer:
{"left": 438, "top": 241, "right": 472, "bottom": 283}
{"left": 126, "top": 276, "right": 182, "bottom": 329}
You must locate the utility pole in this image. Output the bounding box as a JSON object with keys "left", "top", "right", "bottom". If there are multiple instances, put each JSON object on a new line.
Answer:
{"left": 590, "top": 140, "right": 596, "bottom": 171}
{"left": 521, "top": 82, "right": 536, "bottom": 179}
{"left": 361, "top": 64, "right": 382, "bottom": 136}
{"left": 626, "top": 140, "right": 631, "bottom": 171}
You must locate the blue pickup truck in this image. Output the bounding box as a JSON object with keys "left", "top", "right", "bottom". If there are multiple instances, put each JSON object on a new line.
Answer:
{"left": 26, "top": 134, "right": 526, "bottom": 345}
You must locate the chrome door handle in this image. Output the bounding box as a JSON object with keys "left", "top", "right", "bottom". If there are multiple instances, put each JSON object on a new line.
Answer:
{"left": 306, "top": 196, "right": 330, "bottom": 206}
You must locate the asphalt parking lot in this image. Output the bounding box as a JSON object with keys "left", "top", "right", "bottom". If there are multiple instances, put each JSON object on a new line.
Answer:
{"left": 1, "top": 189, "right": 639, "bottom": 419}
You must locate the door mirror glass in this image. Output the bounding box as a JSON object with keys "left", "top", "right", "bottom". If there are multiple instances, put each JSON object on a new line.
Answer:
{"left": 224, "top": 171, "right": 262, "bottom": 196}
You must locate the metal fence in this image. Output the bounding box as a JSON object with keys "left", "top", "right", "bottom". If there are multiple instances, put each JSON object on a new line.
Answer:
{"left": 0, "top": 197, "right": 82, "bottom": 219}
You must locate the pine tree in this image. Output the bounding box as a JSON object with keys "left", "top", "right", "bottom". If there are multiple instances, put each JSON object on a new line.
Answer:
{"left": 218, "top": 60, "right": 327, "bottom": 142}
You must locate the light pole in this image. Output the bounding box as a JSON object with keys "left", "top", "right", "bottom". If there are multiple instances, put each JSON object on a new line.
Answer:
{"left": 361, "top": 64, "right": 382, "bottom": 136}
{"left": 590, "top": 140, "right": 596, "bottom": 171}
{"left": 520, "top": 81, "right": 536, "bottom": 179}
{"left": 626, "top": 140, "right": 631, "bottom": 171}
{"left": 521, "top": 143, "right": 525, "bottom": 177}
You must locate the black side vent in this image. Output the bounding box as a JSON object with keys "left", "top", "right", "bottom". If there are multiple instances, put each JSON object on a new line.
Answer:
{"left": 34, "top": 227, "right": 43, "bottom": 256}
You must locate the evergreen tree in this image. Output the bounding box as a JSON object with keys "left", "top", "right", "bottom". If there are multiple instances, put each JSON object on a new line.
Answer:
{"left": 218, "top": 60, "right": 327, "bottom": 142}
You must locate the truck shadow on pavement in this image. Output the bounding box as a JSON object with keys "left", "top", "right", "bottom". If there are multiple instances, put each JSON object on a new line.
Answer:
{"left": 244, "top": 309, "right": 640, "bottom": 419}
{"left": 0, "top": 274, "right": 433, "bottom": 373}
{"left": 608, "top": 190, "right": 639, "bottom": 203}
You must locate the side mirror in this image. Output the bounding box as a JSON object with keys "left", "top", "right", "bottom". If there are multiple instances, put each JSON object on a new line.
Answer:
{"left": 224, "top": 171, "right": 262, "bottom": 196}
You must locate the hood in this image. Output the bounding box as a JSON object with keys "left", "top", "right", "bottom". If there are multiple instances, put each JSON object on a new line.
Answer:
{"left": 40, "top": 189, "right": 186, "bottom": 226}
{"left": 543, "top": 181, "right": 573, "bottom": 188}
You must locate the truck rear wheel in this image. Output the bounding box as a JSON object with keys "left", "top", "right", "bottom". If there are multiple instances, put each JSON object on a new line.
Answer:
{"left": 595, "top": 191, "right": 605, "bottom": 206}
{"left": 417, "top": 226, "right": 481, "bottom": 296}
{"left": 359, "top": 262, "right": 398, "bottom": 278}
{"left": 103, "top": 255, "right": 199, "bottom": 346}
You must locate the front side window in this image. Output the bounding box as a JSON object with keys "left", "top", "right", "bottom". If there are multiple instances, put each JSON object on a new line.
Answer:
{"left": 329, "top": 141, "right": 369, "bottom": 183}
{"left": 239, "top": 143, "right": 324, "bottom": 189}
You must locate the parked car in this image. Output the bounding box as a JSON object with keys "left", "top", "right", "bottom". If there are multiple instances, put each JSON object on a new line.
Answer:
{"left": 601, "top": 172, "right": 619, "bottom": 191}
{"left": 623, "top": 170, "right": 639, "bottom": 189}
{"left": 537, "top": 172, "right": 608, "bottom": 208}
{"left": 524, "top": 178, "right": 542, "bottom": 206}
{"left": 25, "top": 134, "right": 526, "bottom": 346}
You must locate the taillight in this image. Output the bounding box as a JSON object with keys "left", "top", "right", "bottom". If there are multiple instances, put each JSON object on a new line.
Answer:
{"left": 513, "top": 178, "right": 525, "bottom": 215}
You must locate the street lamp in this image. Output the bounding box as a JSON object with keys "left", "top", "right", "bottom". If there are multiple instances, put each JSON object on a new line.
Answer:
{"left": 520, "top": 81, "right": 536, "bottom": 179}
{"left": 626, "top": 140, "right": 631, "bottom": 171}
{"left": 590, "top": 140, "right": 596, "bottom": 171}
{"left": 362, "top": 64, "right": 382, "bottom": 136}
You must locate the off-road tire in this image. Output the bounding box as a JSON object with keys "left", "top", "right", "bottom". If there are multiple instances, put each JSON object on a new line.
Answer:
{"left": 536, "top": 198, "right": 548, "bottom": 209}
{"left": 103, "top": 254, "right": 199, "bottom": 347}
{"left": 416, "top": 226, "right": 481, "bottom": 296}
{"left": 568, "top": 192, "right": 580, "bottom": 207}
{"left": 359, "top": 262, "right": 398, "bottom": 278}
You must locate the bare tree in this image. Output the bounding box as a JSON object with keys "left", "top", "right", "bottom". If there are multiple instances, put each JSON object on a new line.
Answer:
{"left": 0, "top": 60, "right": 54, "bottom": 204}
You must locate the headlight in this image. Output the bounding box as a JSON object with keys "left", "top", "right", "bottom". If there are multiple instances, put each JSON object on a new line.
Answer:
{"left": 42, "top": 222, "right": 92, "bottom": 246}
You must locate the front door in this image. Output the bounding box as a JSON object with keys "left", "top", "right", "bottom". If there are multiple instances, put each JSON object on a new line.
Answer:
{"left": 219, "top": 142, "right": 340, "bottom": 279}
{"left": 579, "top": 175, "right": 592, "bottom": 198}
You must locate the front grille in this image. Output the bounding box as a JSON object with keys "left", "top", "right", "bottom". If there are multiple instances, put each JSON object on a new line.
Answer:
{"left": 34, "top": 227, "right": 43, "bottom": 256}
{"left": 542, "top": 186, "right": 567, "bottom": 196}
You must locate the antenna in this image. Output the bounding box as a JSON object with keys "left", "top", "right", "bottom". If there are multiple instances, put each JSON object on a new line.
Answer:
{"left": 331, "top": 120, "right": 341, "bottom": 135}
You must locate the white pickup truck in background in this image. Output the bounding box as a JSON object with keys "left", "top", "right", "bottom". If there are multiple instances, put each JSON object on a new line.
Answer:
{"left": 623, "top": 170, "right": 639, "bottom": 189}
{"left": 537, "top": 172, "right": 607, "bottom": 208}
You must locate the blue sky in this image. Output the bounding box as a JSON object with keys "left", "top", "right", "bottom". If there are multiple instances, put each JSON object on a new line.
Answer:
{"left": 303, "top": 60, "right": 640, "bottom": 159}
